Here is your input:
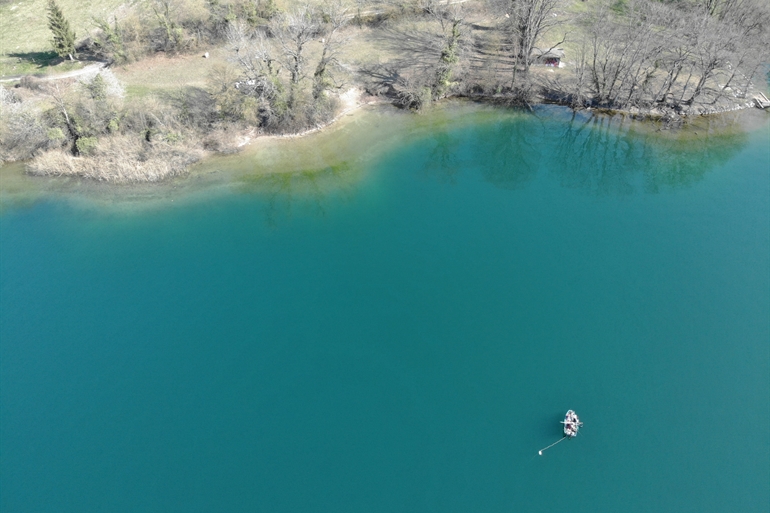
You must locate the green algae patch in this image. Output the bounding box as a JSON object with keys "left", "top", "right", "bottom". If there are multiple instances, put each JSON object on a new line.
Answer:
{"left": 193, "top": 103, "right": 512, "bottom": 181}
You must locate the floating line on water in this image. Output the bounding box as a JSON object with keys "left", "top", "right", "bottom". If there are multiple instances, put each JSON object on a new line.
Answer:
{"left": 538, "top": 436, "right": 566, "bottom": 456}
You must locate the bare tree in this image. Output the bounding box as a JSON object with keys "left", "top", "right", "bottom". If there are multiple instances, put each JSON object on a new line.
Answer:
{"left": 226, "top": 21, "right": 280, "bottom": 100}
{"left": 650, "top": 9, "right": 695, "bottom": 105}
{"left": 500, "top": 0, "right": 564, "bottom": 76}
{"left": 423, "top": 0, "right": 466, "bottom": 99}
{"left": 313, "top": 0, "right": 350, "bottom": 99}
{"left": 271, "top": 4, "right": 320, "bottom": 107}
{"left": 581, "top": 3, "right": 638, "bottom": 106}
{"left": 712, "top": 0, "right": 770, "bottom": 100}
{"left": 0, "top": 86, "right": 53, "bottom": 162}
{"left": 222, "top": 3, "right": 347, "bottom": 131}
{"left": 580, "top": 0, "right": 665, "bottom": 108}
{"left": 675, "top": 13, "right": 730, "bottom": 105}
{"left": 222, "top": 20, "right": 285, "bottom": 127}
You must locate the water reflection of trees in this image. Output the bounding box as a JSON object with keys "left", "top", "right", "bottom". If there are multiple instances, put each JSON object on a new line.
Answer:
{"left": 236, "top": 108, "right": 752, "bottom": 226}
{"left": 419, "top": 109, "right": 749, "bottom": 195}
{"left": 471, "top": 117, "right": 542, "bottom": 191}
{"left": 640, "top": 120, "right": 749, "bottom": 193}
{"left": 240, "top": 161, "right": 359, "bottom": 227}
{"left": 422, "top": 130, "right": 463, "bottom": 185}
{"left": 420, "top": 114, "right": 543, "bottom": 190}
{"left": 551, "top": 112, "right": 646, "bottom": 195}
{"left": 549, "top": 112, "right": 748, "bottom": 195}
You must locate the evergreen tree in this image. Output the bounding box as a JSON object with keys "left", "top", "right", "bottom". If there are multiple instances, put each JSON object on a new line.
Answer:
{"left": 47, "top": 0, "right": 76, "bottom": 60}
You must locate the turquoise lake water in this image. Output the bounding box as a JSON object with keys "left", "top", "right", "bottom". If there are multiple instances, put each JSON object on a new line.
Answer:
{"left": 1, "top": 106, "right": 769, "bottom": 512}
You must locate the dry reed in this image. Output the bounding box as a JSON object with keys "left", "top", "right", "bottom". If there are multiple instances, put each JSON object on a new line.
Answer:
{"left": 27, "top": 135, "right": 205, "bottom": 183}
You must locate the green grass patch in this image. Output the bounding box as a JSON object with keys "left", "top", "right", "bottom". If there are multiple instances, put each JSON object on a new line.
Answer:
{"left": 0, "top": 0, "right": 139, "bottom": 77}
{"left": 0, "top": 51, "right": 88, "bottom": 77}
{"left": 0, "top": 51, "right": 58, "bottom": 77}
{"left": 124, "top": 84, "right": 156, "bottom": 98}
{"left": 0, "top": 0, "right": 134, "bottom": 53}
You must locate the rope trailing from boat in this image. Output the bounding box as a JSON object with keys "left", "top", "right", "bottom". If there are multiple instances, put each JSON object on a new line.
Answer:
{"left": 538, "top": 436, "right": 566, "bottom": 456}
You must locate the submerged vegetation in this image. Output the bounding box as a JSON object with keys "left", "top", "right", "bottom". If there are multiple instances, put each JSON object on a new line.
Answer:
{"left": 0, "top": 0, "right": 768, "bottom": 182}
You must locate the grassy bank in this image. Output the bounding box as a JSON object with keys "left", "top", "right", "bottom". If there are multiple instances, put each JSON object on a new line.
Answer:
{"left": 0, "top": 0, "right": 130, "bottom": 75}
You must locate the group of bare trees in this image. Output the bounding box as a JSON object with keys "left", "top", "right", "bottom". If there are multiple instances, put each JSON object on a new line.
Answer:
{"left": 6, "top": 0, "right": 769, "bottom": 170}
{"left": 377, "top": 0, "right": 769, "bottom": 112}
{"left": 496, "top": 0, "right": 563, "bottom": 74}
{"left": 359, "top": 0, "right": 470, "bottom": 109}
{"left": 4, "top": 0, "right": 768, "bottom": 181}
{"left": 79, "top": 0, "right": 770, "bottom": 118}
{"left": 87, "top": 0, "right": 282, "bottom": 63}
{"left": 564, "top": 0, "right": 770, "bottom": 110}
{"left": 212, "top": 1, "right": 349, "bottom": 131}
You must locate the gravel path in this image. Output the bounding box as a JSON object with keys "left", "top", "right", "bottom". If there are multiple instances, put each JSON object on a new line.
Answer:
{"left": 0, "top": 61, "right": 108, "bottom": 83}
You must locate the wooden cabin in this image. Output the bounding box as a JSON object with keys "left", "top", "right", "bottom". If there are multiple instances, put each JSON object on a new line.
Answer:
{"left": 531, "top": 48, "right": 565, "bottom": 67}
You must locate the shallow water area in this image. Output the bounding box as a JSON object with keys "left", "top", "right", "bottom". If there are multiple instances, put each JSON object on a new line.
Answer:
{"left": 1, "top": 103, "right": 766, "bottom": 211}
{"left": 1, "top": 104, "right": 769, "bottom": 513}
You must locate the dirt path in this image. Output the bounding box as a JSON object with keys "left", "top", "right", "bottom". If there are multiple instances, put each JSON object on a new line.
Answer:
{"left": 0, "top": 61, "right": 108, "bottom": 83}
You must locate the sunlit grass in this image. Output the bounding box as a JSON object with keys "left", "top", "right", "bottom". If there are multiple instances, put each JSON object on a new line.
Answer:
{"left": 112, "top": 50, "right": 224, "bottom": 93}
{"left": 0, "top": 0, "right": 137, "bottom": 77}
{"left": 0, "top": 53, "right": 87, "bottom": 77}
{"left": 0, "top": 0, "right": 133, "bottom": 52}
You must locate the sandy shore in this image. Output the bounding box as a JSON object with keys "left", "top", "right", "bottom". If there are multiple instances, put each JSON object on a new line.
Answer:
{"left": 235, "top": 87, "right": 386, "bottom": 148}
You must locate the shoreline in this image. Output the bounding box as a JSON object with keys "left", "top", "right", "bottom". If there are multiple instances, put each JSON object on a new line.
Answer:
{"left": 215, "top": 87, "right": 770, "bottom": 159}
{"left": 235, "top": 88, "right": 387, "bottom": 147}
{"left": 3, "top": 0, "right": 769, "bottom": 188}
{"left": 2, "top": 92, "right": 768, "bottom": 206}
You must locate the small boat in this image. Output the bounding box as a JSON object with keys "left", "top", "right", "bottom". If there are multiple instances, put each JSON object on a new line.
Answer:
{"left": 538, "top": 410, "right": 583, "bottom": 454}
{"left": 561, "top": 410, "right": 583, "bottom": 438}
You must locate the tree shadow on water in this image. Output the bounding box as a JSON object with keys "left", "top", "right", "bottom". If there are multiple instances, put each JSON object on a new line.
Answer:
{"left": 413, "top": 111, "right": 543, "bottom": 191}
{"left": 551, "top": 112, "right": 639, "bottom": 196}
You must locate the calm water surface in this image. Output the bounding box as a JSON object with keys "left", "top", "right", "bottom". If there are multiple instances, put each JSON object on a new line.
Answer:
{"left": 1, "top": 106, "right": 769, "bottom": 512}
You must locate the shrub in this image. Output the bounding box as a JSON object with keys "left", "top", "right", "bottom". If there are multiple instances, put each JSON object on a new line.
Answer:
{"left": 18, "top": 76, "right": 45, "bottom": 92}
{"left": 85, "top": 73, "right": 107, "bottom": 101}
{"left": 394, "top": 79, "right": 432, "bottom": 110}
{"left": 167, "top": 86, "right": 218, "bottom": 129}
{"left": 0, "top": 86, "right": 53, "bottom": 162}
{"left": 79, "top": 69, "right": 125, "bottom": 100}
{"left": 47, "top": 127, "right": 65, "bottom": 142}
{"left": 92, "top": 17, "right": 128, "bottom": 64}
{"left": 75, "top": 136, "right": 98, "bottom": 155}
